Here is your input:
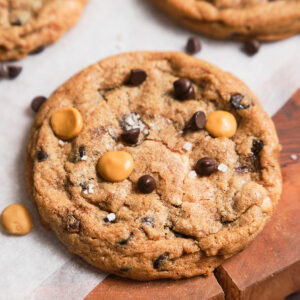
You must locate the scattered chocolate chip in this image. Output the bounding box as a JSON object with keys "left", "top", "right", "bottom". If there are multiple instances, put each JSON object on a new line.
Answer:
{"left": 31, "top": 96, "right": 47, "bottom": 112}
{"left": 11, "top": 19, "right": 22, "bottom": 26}
{"left": 185, "top": 111, "right": 206, "bottom": 130}
{"left": 37, "top": 149, "right": 48, "bottom": 162}
{"left": 127, "top": 69, "right": 147, "bottom": 86}
{"left": 122, "top": 128, "right": 140, "bottom": 144}
{"left": 138, "top": 175, "right": 156, "bottom": 194}
{"left": 79, "top": 146, "right": 86, "bottom": 158}
{"left": 242, "top": 40, "right": 260, "bottom": 56}
{"left": 65, "top": 215, "right": 80, "bottom": 233}
{"left": 153, "top": 253, "right": 168, "bottom": 269}
{"left": 29, "top": 46, "right": 45, "bottom": 55}
{"left": 251, "top": 139, "right": 264, "bottom": 156}
{"left": 173, "top": 78, "right": 195, "bottom": 100}
{"left": 141, "top": 216, "right": 155, "bottom": 227}
{"left": 119, "top": 268, "right": 129, "bottom": 273}
{"left": 119, "top": 232, "right": 133, "bottom": 246}
{"left": 230, "top": 94, "right": 249, "bottom": 110}
{"left": 235, "top": 166, "right": 249, "bottom": 174}
{"left": 195, "top": 157, "right": 217, "bottom": 176}
{"left": 186, "top": 37, "right": 201, "bottom": 54}
{"left": 7, "top": 65, "right": 22, "bottom": 79}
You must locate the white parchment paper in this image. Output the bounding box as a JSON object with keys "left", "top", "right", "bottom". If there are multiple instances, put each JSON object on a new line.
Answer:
{"left": 0, "top": 0, "right": 299, "bottom": 299}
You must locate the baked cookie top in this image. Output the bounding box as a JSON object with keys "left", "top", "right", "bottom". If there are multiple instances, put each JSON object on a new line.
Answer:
{"left": 152, "top": 0, "right": 300, "bottom": 40}
{"left": 0, "top": 0, "right": 87, "bottom": 61}
{"left": 26, "top": 52, "right": 282, "bottom": 280}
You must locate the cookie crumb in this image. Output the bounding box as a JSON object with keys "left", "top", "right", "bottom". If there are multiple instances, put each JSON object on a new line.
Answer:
{"left": 188, "top": 171, "right": 197, "bottom": 179}
{"left": 218, "top": 163, "right": 228, "bottom": 173}
{"left": 290, "top": 154, "right": 298, "bottom": 161}
{"left": 58, "top": 140, "right": 65, "bottom": 147}
{"left": 183, "top": 142, "right": 193, "bottom": 151}
{"left": 106, "top": 213, "right": 116, "bottom": 222}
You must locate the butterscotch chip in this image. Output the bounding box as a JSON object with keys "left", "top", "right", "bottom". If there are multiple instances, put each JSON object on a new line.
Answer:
{"left": 0, "top": 0, "right": 88, "bottom": 61}
{"left": 51, "top": 107, "right": 83, "bottom": 140}
{"left": 25, "top": 52, "right": 282, "bottom": 281}
{"left": 97, "top": 151, "right": 134, "bottom": 182}
{"left": 1, "top": 204, "right": 33, "bottom": 235}
{"left": 206, "top": 111, "right": 237, "bottom": 138}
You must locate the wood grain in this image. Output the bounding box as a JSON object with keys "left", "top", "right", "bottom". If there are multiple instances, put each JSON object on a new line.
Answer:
{"left": 214, "top": 90, "right": 300, "bottom": 300}
{"left": 86, "top": 90, "right": 300, "bottom": 300}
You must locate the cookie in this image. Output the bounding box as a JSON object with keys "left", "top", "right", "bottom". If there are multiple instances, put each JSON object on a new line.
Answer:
{"left": 25, "top": 52, "right": 282, "bottom": 280}
{"left": 152, "top": 0, "right": 300, "bottom": 41}
{"left": 0, "top": 0, "right": 88, "bottom": 61}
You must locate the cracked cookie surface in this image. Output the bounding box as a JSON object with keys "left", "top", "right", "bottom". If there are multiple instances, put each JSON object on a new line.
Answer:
{"left": 25, "top": 52, "right": 282, "bottom": 280}
{"left": 152, "top": 0, "right": 300, "bottom": 40}
{"left": 0, "top": 0, "right": 87, "bottom": 61}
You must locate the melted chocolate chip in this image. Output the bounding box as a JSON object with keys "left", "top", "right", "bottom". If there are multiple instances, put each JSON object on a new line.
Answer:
{"left": 242, "top": 40, "right": 260, "bottom": 56}
{"left": 252, "top": 139, "right": 264, "bottom": 156}
{"left": 127, "top": 69, "right": 147, "bottom": 86}
{"left": 195, "top": 157, "right": 217, "bottom": 176}
{"left": 119, "top": 232, "right": 133, "bottom": 245}
{"left": 122, "top": 128, "right": 140, "bottom": 145}
{"left": 153, "top": 253, "right": 168, "bottom": 269}
{"left": 31, "top": 96, "right": 47, "bottom": 112}
{"left": 186, "top": 37, "right": 201, "bottom": 55}
{"left": 37, "top": 149, "right": 48, "bottom": 162}
{"left": 7, "top": 65, "right": 22, "bottom": 79}
{"left": 79, "top": 146, "right": 86, "bottom": 158}
{"left": 173, "top": 78, "right": 195, "bottom": 100}
{"left": 138, "top": 175, "right": 156, "bottom": 194}
{"left": 230, "top": 94, "right": 249, "bottom": 110}
{"left": 29, "top": 46, "right": 45, "bottom": 55}
{"left": 65, "top": 215, "right": 80, "bottom": 233}
{"left": 173, "top": 230, "right": 194, "bottom": 239}
{"left": 141, "top": 217, "right": 155, "bottom": 227}
{"left": 185, "top": 111, "right": 206, "bottom": 130}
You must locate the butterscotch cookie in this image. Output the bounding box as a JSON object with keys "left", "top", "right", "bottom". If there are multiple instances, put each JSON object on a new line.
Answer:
{"left": 25, "top": 52, "right": 282, "bottom": 280}
{"left": 0, "top": 0, "right": 88, "bottom": 61}
{"left": 152, "top": 0, "right": 300, "bottom": 41}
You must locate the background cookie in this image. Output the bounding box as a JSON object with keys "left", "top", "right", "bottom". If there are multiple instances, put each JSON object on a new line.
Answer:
{"left": 0, "top": 0, "right": 88, "bottom": 61}
{"left": 26, "top": 52, "right": 282, "bottom": 280}
{"left": 151, "top": 0, "right": 300, "bottom": 41}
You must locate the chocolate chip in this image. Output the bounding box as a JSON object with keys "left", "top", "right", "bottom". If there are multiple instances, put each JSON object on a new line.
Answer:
{"left": 153, "top": 253, "right": 168, "bottom": 269}
{"left": 37, "top": 149, "right": 48, "bottom": 162}
{"left": 230, "top": 94, "right": 249, "bottom": 110}
{"left": 173, "top": 78, "right": 195, "bottom": 100}
{"left": 252, "top": 139, "right": 264, "bottom": 156}
{"left": 7, "top": 65, "right": 22, "bottom": 79}
{"left": 11, "top": 19, "right": 22, "bottom": 26}
{"left": 127, "top": 69, "right": 147, "bottom": 86}
{"left": 186, "top": 111, "right": 206, "bottom": 130}
{"left": 141, "top": 216, "right": 155, "bottom": 226}
{"left": 29, "top": 46, "right": 45, "bottom": 55}
{"left": 65, "top": 215, "right": 80, "bottom": 233}
{"left": 31, "top": 96, "right": 47, "bottom": 112}
{"left": 138, "top": 175, "right": 156, "bottom": 194}
{"left": 186, "top": 37, "right": 201, "bottom": 55}
{"left": 195, "top": 157, "right": 217, "bottom": 176}
{"left": 0, "top": 64, "right": 7, "bottom": 79}
{"left": 119, "top": 232, "right": 133, "bottom": 245}
{"left": 122, "top": 128, "right": 140, "bottom": 145}
{"left": 79, "top": 146, "right": 86, "bottom": 158}
{"left": 242, "top": 40, "right": 260, "bottom": 56}
{"left": 119, "top": 268, "right": 129, "bottom": 272}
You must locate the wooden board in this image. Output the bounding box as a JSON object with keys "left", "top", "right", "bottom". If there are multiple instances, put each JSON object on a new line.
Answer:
{"left": 86, "top": 90, "right": 300, "bottom": 300}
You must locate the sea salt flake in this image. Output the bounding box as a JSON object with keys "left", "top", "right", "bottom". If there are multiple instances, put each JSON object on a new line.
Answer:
{"left": 290, "top": 154, "right": 298, "bottom": 161}
{"left": 58, "top": 140, "right": 65, "bottom": 147}
{"left": 87, "top": 184, "right": 94, "bottom": 194}
{"left": 107, "top": 213, "right": 116, "bottom": 222}
{"left": 183, "top": 142, "right": 193, "bottom": 151}
{"left": 218, "top": 163, "right": 228, "bottom": 173}
{"left": 80, "top": 155, "right": 87, "bottom": 161}
{"left": 188, "top": 171, "right": 197, "bottom": 179}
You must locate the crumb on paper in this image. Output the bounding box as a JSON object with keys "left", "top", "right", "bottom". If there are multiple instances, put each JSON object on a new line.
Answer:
{"left": 218, "top": 163, "right": 228, "bottom": 173}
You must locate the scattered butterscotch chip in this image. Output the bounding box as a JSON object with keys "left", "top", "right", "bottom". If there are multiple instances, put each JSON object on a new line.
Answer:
{"left": 205, "top": 111, "right": 237, "bottom": 138}
{"left": 97, "top": 151, "right": 134, "bottom": 182}
{"left": 51, "top": 107, "right": 83, "bottom": 140}
{"left": 1, "top": 204, "right": 33, "bottom": 235}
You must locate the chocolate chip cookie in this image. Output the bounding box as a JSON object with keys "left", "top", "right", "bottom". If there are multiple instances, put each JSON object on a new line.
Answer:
{"left": 0, "top": 0, "right": 88, "bottom": 61}
{"left": 25, "top": 52, "right": 282, "bottom": 280}
{"left": 152, "top": 0, "right": 300, "bottom": 41}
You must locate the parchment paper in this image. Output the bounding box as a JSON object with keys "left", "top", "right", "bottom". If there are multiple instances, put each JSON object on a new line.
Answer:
{"left": 0, "top": 0, "right": 299, "bottom": 299}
